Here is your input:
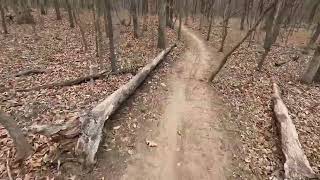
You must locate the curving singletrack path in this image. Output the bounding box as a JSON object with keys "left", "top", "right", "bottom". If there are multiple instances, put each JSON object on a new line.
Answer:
{"left": 121, "top": 26, "right": 232, "bottom": 180}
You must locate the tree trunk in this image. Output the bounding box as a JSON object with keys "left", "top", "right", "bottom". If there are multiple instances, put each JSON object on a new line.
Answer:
{"left": 40, "top": 0, "right": 46, "bottom": 15}
{"left": 301, "top": 45, "right": 320, "bottom": 84}
{"left": 66, "top": 0, "right": 74, "bottom": 28}
{"left": 131, "top": 0, "right": 139, "bottom": 38}
{"left": 308, "top": 0, "right": 320, "bottom": 26}
{"left": 157, "top": 0, "right": 166, "bottom": 49}
{"left": 307, "top": 22, "right": 320, "bottom": 49}
{"left": 0, "top": 1, "right": 8, "bottom": 34}
{"left": 177, "top": 0, "right": 182, "bottom": 40}
{"left": 272, "top": 83, "right": 317, "bottom": 179}
{"left": 240, "top": 0, "right": 248, "bottom": 30}
{"left": 105, "top": 0, "right": 117, "bottom": 72}
{"left": 218, "top": 0, "right": 232, "bottom": 52}
{"left": 184, "top": 0, "right": 188, "bottom": 25}
{"left": 142, "top": 0, "right": 148, "bottom": 31}
{"left": 53, "top": 0, "right": 62, "bottom": 20}
{"left": 207, "top": 11, "right": 214, "bottom": 41}
{"left": 0, "top": 111, "right": 32, "bottom": 161}
{"left": 75, "top": 44, "right": 176, "bottom": 166}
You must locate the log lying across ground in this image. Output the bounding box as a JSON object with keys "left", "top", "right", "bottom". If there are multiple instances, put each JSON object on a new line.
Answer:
{"left": 272, "top": 83, "right": 317, "bottom": 179}
{"left": 17, "top": 70, "right": 110, "bottom": 92}
{"left": 75, "top": 44, "right": 176, "bottom": 165}
{"left": 15, "top": 69, "right": 46, "bottom": 77}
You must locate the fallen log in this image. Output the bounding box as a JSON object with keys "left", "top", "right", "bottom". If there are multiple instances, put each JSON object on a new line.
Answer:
{"left": 15, "top": 69, "right": 46, "bottom": 77}
{"left": 0, "top": 111, "right": 33, "bottom": 161}
{"left": 272, "top": 83, "right": 317, "bottom": 179}
{"left": 75, "top": 44, "right": 176, "bottom": 166}
{"left": 17, "top": 70, "right": 110, "bottom": 92}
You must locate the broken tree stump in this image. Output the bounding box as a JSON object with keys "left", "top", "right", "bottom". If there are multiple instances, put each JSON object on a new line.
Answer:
{"left": 0, "top": 111, "right": 32, "bottom": 161}
{"left": 272, "top": 83, "right": 317, "bottom": 179}
{"left": 75, "top": 44, "right": 176, "bottom": 166}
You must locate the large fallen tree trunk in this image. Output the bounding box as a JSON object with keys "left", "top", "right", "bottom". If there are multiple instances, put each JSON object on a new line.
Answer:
{"left": 272, "top": 83, "right": 317, "bottom": 179}
{"left": 75, "top": 44, "right": 176, "bottom": 165}
{"left": 0, "top": 111, "right": 33, "bottom": 161}
{"left": 17, "top": 70, "right": 110, "bottom": 92}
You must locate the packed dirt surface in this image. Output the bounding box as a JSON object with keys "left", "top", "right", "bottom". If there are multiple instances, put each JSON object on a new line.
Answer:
{"left": 120, "top": 26, "right": 236, "bottom": 179}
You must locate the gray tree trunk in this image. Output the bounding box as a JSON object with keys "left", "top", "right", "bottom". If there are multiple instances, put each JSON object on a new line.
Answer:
{"left": 177, "top": 0, "right": 182, "bottom": 40}
{"left": 0, "top": 1, "right": 8, "bottom": 34}
{"left": 66, "top": 0, "right": 74, "bottom": 28}
{"left": 307, "top": 22, "right": 320, "bottom": 49}
{"left": 105, "top": 0, "right": 117, "bottom": 72}
{"left": 301, "top": 45, "right": 320, "bottom": 84}
{"left": 218, "top": 0, "right": 232, "bottom": 52}
{"left": 131, "top": 0, "right": 139, "bottom": 38}
{"left": 157, "top": 0, "right": 166, "bottom": 49}
{"left": 54, "top": 0, "right": 62, "bottom": 20}
{"left": 240, "top": 0, "right": 248, "bottom": 30}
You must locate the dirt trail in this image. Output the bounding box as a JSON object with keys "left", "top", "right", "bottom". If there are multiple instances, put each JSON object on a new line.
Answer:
{"left": 122, "top": 26, "right": 233, "bottom": 180}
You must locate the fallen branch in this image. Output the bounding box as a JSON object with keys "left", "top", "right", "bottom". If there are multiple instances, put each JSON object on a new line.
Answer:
{"left": 274, "top": 55, "right": 300, "bottom": 67}
{"left": 0, "top": 111, "right": 33, "bottom": 161}
{"left": 272, "top": 83, "right": 317, "bottom": 179}
{"left": 208, "top": 3, "right": 276, "bottom": 82}
{"left": 15, "top": 69, "right": 46, "bottom": 77}
{"left": 17, "top": 70, "right": 110, "bottom": 92}
{"left": 75, "top": 44, "right": 176, "bottom": 166}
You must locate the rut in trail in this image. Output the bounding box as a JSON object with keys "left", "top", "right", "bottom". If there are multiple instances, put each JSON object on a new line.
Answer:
{"left": 122, "top": 26, "right": 234, "bottom": 180}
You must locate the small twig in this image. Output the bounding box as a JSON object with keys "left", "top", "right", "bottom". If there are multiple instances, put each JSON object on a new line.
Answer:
{"left": 6, "top": 150, "right": 13, "bottom": 180}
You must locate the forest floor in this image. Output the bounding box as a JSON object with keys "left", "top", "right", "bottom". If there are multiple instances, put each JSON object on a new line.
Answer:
{"left": 1, "top": 10, "right": 320, "bottom": 180}
{"left": 187, "top": 18, "right": 320, "bottom": 179}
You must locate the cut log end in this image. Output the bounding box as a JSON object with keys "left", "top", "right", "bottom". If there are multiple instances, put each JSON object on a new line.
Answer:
{"left": 272, "top": 83, "right": 317, "bottom": 179}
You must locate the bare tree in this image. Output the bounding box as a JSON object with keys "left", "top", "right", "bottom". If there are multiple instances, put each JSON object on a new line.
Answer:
{"left": 131, "top": 0, "right": 139, "bottom": 38}
{"left": 0, "top": 0, "right": 8, "bottom": 34}
{"left": 306, "top": 22, "right": 320, "bottom": 49}
{"left": 105, "top": 0, "right": 117, "bottom": 72}
{"left": 207, "top": 0, "right": 216, "bottom": 41}
{"left": 66, "top": 0, "right": 74, "bottom": 28}
{"left": 258, "top": 0, "right": 293, "bottom": 71}
{"left": 178, "top": 0, "right": 183, "bottom": 40}
{"left": 54, "top": 0, "right": 62, "bottom": 20}
{"left": 218, "top": 0, "right": 232, "bottom": 52}
{"left": 302, "top": 44, "right": 320, "bottom": 83}
{"left": 240, "top": 0, "right": 248, "bottom": 30}
{"left": 157, "top": 0, "right": 166, "bottom": 49}
{"left": 307, "top": 0, "right": 320, "bottom": 26}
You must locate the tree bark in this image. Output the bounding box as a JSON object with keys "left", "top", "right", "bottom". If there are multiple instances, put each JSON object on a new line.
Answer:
{"left": 272, "top": 83, "right": 317, "bottom": 179}
{"left": 307, "top": 22, "right": 320, "bottom": 49}
{"left": 131, "top": 0, "right": 139, "bottom": 38}
{"left": 177, "top": 0, "right": 182, "bottom": 40}
{"left": 240, "top": 0, "right": 248, "bottom": 30}
{"left": 301, "top": 45, "right": 320, "bottom": 84}
{"left": 308, "top": 0, "right": 320, "bottom": 26}
{"left": 218, "top": 0, "right": 232, "bottom": 52}
{"left": 0, "top": 1, "right": 8, "bottom": 34}
{"left": 0, "top": 111, "right": 32, "bottom": 161}
{"left": 75, "top": 44, "right": 176, "bottom": 166}
{"left": 105, "top": 0, "right": 117, "bottom": 72}
{"left": 40, "top": 0, "right": 46, "bottom": 15}
{"left": 157, "top": 0, "right": 166, "bottom": 49}
{"left": 66, "top": 0, "right": 74, "bottom": 28}
{"left": 53, "top": 0, "right": 62, "bottom": 20}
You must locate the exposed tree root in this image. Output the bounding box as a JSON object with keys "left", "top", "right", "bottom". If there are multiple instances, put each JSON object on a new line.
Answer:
{"left": 15, "top": 69, "right": 46, "bottom": 77}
